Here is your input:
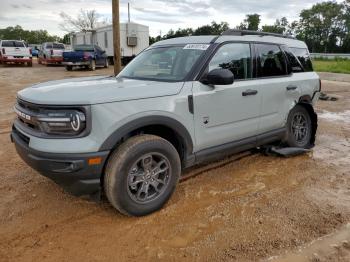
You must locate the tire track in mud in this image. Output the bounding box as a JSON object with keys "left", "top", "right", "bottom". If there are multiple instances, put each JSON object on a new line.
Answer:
{"left": 1, "top": 210, "right": 98, "bottom": 249}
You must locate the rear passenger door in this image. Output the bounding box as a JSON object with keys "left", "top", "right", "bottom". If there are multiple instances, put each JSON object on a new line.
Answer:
{"left": 253, "top": 43, "right": 299, "bottom": 134}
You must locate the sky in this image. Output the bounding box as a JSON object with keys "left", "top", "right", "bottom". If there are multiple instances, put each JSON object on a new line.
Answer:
{"left": 0, "top": 0, "right": 343, "bottom": 37}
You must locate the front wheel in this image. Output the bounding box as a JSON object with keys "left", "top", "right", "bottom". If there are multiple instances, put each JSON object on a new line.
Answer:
{"left": 285, "top": 105, "right": 312, "bottom": 148}
{"left": 104, "top": 135, "right": 181, "bottom": 217}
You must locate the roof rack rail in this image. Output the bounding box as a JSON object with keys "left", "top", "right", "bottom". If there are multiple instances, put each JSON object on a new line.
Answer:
{"left": 221, "top": 29, "right": 295, "bottom": 39}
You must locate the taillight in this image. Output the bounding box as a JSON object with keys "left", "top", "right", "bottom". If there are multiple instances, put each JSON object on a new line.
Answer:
{"left": 2, "top": 48, "right": 5, "bottom": 55}
{"left": 83, "top": 52, "right": 90, "bottom": 60}
{"left": 50, "top": 49, "right": 53, "bottom": 55}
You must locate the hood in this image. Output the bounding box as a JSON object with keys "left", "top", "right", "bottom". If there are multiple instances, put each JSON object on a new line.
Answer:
{"left": 18, "top": 76, "right": 184, "bottom": 105}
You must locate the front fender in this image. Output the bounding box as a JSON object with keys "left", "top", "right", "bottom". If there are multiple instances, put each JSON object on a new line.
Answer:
{"left": 99, "top": 114, "right": 194, "bottom": 155}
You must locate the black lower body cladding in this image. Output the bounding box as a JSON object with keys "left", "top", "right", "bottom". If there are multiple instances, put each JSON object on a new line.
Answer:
{"left": 11, "top": 126, "right": 109, "bottom": 196}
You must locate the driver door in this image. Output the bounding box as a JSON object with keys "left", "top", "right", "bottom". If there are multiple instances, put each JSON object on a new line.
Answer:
{"left": 192, "top": 43, "right": 262, "bottom": 151}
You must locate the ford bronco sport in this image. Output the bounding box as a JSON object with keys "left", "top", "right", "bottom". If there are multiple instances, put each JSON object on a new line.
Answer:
{"left": 11, "top": 30, "right": 320, "bottom": 216}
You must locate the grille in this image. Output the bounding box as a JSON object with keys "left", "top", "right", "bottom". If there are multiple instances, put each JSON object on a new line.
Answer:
{"left": 15, "top": 99, "right": 41, "bottom": 132}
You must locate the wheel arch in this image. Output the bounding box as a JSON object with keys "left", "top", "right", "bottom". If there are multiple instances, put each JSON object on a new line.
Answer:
{"left": 99, "top": 115, "right": 194, "bottom": 166}
{"left": 296, "top": 98, "right": 318, "bottom": 148}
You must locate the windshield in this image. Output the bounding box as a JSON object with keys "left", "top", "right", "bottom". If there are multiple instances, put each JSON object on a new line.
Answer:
{"left": 118, "top": 45, "right": 208, "bottom": 81}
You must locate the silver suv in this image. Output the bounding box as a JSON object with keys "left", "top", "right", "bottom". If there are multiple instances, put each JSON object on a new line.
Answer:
{"left": 11, "top": 30, "right": 320, "bottom": 216}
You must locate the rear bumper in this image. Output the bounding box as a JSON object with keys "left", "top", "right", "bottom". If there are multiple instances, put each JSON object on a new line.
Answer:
{"left": 11, "top": 126, "right": 110, "bottom": 196}
{"left": 1, "top": 57, "right": 32, "bottom": 63}
{"left": 63, "top": 61, "right": 90, "bottom": 66}
{"left": 45, "top": 57, "right": 63, "bottom": 64}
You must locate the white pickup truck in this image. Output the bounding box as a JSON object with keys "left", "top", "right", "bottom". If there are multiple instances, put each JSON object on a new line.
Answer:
{"left": 0, "top": 40, "right": 32, "bottom": 66}
{"left": 38, "top": 42, "right": 65, "bottom": 65}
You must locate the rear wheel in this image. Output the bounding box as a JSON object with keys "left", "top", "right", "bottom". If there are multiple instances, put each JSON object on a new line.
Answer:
{"left": 65, "top": 65, "right": 73, "bottom": 71}
{"left": 285, "top": 105, "right": 312, "bottom": 148}
{"left": 27, "top": 61, "right": 32, "bottom": 67}
{"left": 89, "top": 60, "right": 96, "bottom": 71}
{"left": 104, "top": 135, "right": 181, "bottom": 217}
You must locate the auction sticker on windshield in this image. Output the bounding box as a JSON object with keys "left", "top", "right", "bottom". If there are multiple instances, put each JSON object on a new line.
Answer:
{"left": 183, "top": 44, "right": 210, "bottom": 50}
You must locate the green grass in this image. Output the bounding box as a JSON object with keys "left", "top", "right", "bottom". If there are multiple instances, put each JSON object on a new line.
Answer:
{"left": 313, "top": 58, "right": 350, "bottom": 74}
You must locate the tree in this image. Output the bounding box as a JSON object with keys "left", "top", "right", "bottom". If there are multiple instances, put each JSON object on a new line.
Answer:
{"left": 262, "top": 17, "right": 290, "bottom": 34}
{"left": 150, "top": 21, "right": 229, "bottom": 44}
{"left": 0, "top": 25, "right": 62, "bottom": 44}
{"left": 294, "top": 1, "right": 345, "bottom": 52}
{"left": 237, "top": 14, "right": 261, "bottom": 31}
{"left": 194, "top": 21, "right": 229, "bottom": 35}
{"left": 342, "top": 0, "right": 350, "bottom": 52}
{"left": 59, "top": 9, "right": 105, "bottom": 33}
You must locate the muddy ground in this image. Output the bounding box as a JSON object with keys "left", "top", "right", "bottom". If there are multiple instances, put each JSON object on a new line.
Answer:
{"left": 0, "top": 62, "right": 349, "bottom": 262}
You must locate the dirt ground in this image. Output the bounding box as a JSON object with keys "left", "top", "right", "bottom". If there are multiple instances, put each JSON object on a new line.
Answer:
{"left": 0, "top": 61, "right": 349, "bottom": 262}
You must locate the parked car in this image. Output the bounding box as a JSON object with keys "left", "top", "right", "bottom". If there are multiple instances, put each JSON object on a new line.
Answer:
{"left": 38, "top": 42, "right": 65, "bottom": 65}
{"left": 0, "top": 40, "right": 32, "bottom": 66}
{"left": 62, "top": 44, "right": 109, "bottom": 71}
{"left": 11, "top": 30, "right": 321, "bottom": 217}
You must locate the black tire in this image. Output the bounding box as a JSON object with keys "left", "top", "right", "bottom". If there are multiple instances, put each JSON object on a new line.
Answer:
{"left": 65, "top": 65, "right": 73, "bottom": 71}
{"left": 27, "top": 62, "right": 33, "bottom": 67}
{"left": 104, "top": 58, "right": 109, "bottom": 68}
{"left": 89, "top": 60, "right": 96, "bottom": 71}
{"left": 104, "top": 135, "right": 181, "bottom": 217}
{"left": 285, "top": 105, "right": 312, "bottom": 148}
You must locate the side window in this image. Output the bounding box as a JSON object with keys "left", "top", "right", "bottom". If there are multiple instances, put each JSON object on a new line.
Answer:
{"left": 280, "top": 46, "right": 303, "bottom": 73}
{"left": 256, "top": 44, "right": 287, "bottom": 78}
{"left": 2, "top": 41, "right": 15, "bottom": 47}
{"left": 290, "top": 48, "right": 313, "bottom": 72}
{"left": 209, "top": 43, "right": 252, "bottom": 80}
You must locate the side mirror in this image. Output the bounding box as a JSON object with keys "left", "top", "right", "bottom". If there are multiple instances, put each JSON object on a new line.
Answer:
{"left": 202, "top": 68, "right": 234, "bottom": 86}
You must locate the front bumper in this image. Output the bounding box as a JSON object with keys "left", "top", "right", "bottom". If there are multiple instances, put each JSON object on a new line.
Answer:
{"left": 11, "top": 126, "right": 110, "bottom": 196}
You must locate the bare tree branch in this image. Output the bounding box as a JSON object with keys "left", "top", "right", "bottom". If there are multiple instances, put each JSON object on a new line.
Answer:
{"left": 59, "top": 9, "right": 102, "bottom": 33}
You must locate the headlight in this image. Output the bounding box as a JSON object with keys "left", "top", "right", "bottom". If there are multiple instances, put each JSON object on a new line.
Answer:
{"left": 37, "top": 110, "right": 87, "bottom": 135}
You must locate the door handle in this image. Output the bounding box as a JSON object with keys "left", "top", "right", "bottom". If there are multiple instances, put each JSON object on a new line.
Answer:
{"left": 286, "top": 86, "right": 298, "bottom": 91}
{"left": 242, "top": 89, "right": 258, "bottom": 96}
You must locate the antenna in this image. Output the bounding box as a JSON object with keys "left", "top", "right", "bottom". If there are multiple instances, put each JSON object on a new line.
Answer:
{"left": 128, "top": 2, "right": 131, "bottom": 23}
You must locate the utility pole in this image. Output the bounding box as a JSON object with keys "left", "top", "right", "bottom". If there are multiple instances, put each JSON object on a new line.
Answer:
{"left": 112, "top": 0, "right": 122, "bottom": 76}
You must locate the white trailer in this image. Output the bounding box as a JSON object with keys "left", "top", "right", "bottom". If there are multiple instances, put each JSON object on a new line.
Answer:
{"left": 70, "top": 22, "right": 149, "bottom": 65}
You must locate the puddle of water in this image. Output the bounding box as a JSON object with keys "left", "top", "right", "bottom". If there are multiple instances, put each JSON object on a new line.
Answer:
{"left": 318, "top": 110, "right": 350, "bottom": 124}
{"left": 269, "top": 223, "right": 350, "bottom": 262}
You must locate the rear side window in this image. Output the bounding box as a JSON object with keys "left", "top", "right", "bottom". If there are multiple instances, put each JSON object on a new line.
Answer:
{"left": 209, "top": 43, "right": 252, "bottom": 80}
{"left": 290, "top": 48, "right": 313, "bottom": 72}
{"left": 280, "top": 46, "right": 303, "bottom": 73}
{"left": 256, "top": 44, "right": 287, "bottom": 78}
